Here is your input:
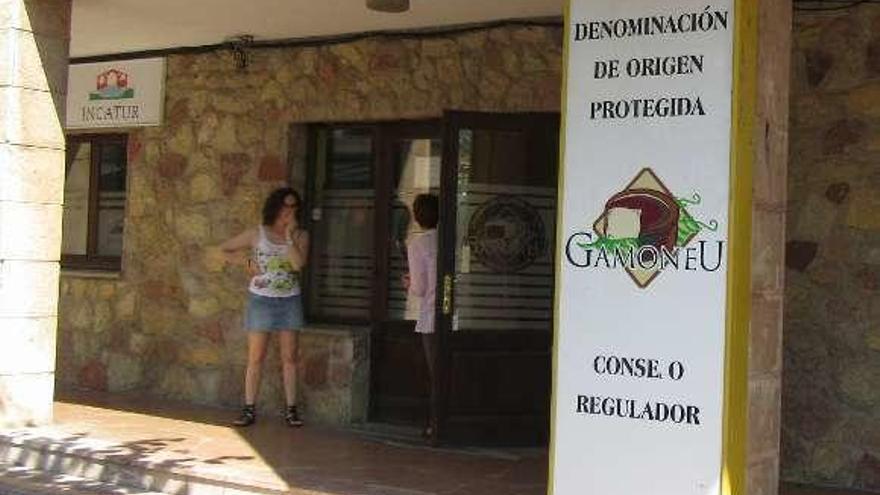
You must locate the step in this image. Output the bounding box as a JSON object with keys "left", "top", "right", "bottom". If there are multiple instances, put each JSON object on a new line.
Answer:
{"left": 346, "top": 423, "right": 544, "bottom": 461}
{"left": 0, "top": 460, "right": 167, "bottom": 495}
{"left": 0, "top": 431, "right": 288, "bottom": 495}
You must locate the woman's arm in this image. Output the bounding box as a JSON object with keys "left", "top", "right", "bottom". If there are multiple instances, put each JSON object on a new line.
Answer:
{"left": 218, "top": 229, "right": 256, "bottom": 267}
{"left": 220, "top": 229, "right": 256, "bottom": 253}
{"left": 287, "top": 228, "right": 309, "bottom": 271}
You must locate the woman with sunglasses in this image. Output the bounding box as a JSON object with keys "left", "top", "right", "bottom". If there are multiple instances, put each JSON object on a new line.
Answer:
{"left": 219, "top": 187, "right": 309, "bottom": 427}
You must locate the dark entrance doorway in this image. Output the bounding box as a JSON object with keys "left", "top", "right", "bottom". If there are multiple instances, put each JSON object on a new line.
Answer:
{"left": 370, "top": 122, "right": 442, "bottom": 426}
{"left": 304, "top": 121, "right": 441, "bottom": 428}
{"left": 304, "top": 113, "right": 559, "bottom": 445}
{"left": 435, "top": 112, "right": 560, "bottom": 445}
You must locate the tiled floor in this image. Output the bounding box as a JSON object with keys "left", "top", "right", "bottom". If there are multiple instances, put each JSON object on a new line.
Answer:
{"left": 1, "top": 392, "right": 547, "bottom": 495}
{"left": 0, "top": 392, "right": 872, "bottom": 495}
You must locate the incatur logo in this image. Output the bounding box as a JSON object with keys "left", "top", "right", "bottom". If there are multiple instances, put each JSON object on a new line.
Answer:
{"left": 564, "top": 168, "right": 724, "bottom": 288}
{"left": 90, "top": 69, "right": 135, "bottom": 100}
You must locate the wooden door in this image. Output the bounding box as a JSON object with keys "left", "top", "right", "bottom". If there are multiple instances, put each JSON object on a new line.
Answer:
{"left": 368, "top": 122, "right": 442, "bottom": 425}
{"left": 305, "top": 121, "right": 440, "bottom": 427}
{"left": 434, "top": 111, "right": 560, "bottom": 445}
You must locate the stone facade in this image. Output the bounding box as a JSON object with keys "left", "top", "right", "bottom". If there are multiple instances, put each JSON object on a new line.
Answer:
{"left": 56, "top": 24, "right": 563, "bottom": 421}
{"left": 54, "top": 16, "right": 800, "bottom": 492}
{"left": 784, "top": 4, "right": 880, "bottom": 491}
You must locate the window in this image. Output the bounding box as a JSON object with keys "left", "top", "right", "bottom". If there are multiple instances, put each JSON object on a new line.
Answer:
{"left": 304, "top": 122, "right": 441, "bottom": 325}
{"left": 62, "top": 134, "right": 128, "bottom": 271}
{"left": 307, "top": 126, "right": 376, "bottom": 322}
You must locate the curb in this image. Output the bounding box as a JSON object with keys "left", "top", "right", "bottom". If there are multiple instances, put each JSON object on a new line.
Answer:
{"left": 0, "top": 431, "right": 290, "bottom": 495}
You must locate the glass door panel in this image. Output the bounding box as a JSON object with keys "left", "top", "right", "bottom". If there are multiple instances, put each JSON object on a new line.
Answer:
{"left": 453, "top": 129, "right": 556, "bottom": 333}
{"left": 386, "top": 138, "right": 441, "bottom": 321}
{"left": 368, "top": 122, "right": 442, "bottom": 427}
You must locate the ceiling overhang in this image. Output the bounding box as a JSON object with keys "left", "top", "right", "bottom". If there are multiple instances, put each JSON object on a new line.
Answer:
{"left": 71, "top": 0, "right": 564, "bottom": 58}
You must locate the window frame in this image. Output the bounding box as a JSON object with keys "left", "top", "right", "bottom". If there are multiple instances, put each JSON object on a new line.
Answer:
{"left": 303, "top": 120, "right": 441, "bottom": 326}
{"left": 304, "top": 123, "right": 378, "bottom": 325}
{"left": 61, "top": 133, "right": 129, "bottom": 272}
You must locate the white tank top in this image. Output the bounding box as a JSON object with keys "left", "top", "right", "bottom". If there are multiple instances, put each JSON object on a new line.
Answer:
{"left": 248, "top": 226, "right": 301, "bottom": 298}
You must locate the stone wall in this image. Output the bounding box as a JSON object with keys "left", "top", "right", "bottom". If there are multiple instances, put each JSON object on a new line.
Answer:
{"left": 784, "top": 4, "right": 880, "bottom": 491}
{"left": 56, "top": 25, "right": 563, "bottom": 420}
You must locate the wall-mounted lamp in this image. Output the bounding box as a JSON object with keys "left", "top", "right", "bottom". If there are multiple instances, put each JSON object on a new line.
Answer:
{"left": 225, "top": 34, "right": 254, "bottom": 70}
{"left": 366, "top": 0, "right": 409, "bottom": 13}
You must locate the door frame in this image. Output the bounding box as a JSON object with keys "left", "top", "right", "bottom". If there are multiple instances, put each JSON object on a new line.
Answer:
{"left": 303, "top": 119, "right": 443, "bottom": 425}
{"left": 433, "top": 110, "right": 561, "bottom": 445}
{"left": 366, "top": 120, "right": 443, "bottom": 425}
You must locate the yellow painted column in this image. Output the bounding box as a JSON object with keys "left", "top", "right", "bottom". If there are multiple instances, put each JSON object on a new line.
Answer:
{"left": 724, "top": 0, "right": 791, "bottom": 493}
{"left": 0, "top": 0, "right": 70, "bottom": 427}
{"left": 722, "top": 2, "right": 757, "bottom": 493}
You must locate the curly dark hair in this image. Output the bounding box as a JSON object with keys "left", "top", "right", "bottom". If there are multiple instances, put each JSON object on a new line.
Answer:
{"left": 262, "top": 187, "right": 301, "bottom": 226}
{"left": 412, "top": 193, "right": 439, "bottom": 229}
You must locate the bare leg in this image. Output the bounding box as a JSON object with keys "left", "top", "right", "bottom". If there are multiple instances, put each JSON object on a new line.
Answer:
{"left": 244, "top": 332, "right": 270, "bottom": 405}
{"left": 278, "top": 330, "right": 299, "bottom": 407}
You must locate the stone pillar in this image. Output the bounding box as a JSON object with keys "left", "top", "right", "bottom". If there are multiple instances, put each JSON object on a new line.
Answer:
{"left": 0, "top": 0, "right": 70, "bottom": 427}
{"left": 747, "top": 0, "right": 791, "bottom": 493}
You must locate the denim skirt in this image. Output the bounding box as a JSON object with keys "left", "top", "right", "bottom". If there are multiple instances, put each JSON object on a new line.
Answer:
{"left": 244, "top": 293, "right": 304, "bottom": 331}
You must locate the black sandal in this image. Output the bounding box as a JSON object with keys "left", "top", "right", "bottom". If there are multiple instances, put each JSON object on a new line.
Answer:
{"left": 284, "top": 405, "right": 304, "bottom": 427}
{"left": 233, "top": 404, "right": 256, "bottom": 427}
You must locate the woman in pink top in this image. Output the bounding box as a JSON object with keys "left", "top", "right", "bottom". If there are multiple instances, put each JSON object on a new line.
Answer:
{"left": 403, "top": 193, "right": 438, "bottom": 437}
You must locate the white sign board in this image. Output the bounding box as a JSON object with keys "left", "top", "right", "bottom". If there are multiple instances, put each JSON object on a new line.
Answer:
{"left": 66, "top": 58, "right": 166, "bottom": 129}
{"left": 552, "top": 1, "right": 735, "bottom": 494}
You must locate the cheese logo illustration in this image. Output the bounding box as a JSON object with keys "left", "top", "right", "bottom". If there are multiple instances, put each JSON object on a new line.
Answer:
{"left": 565, "top": 168, "right": 724, "bottom": 288}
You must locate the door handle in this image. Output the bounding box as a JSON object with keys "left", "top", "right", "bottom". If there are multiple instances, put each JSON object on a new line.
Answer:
{"left": 442, "top": 274, "right": 453, "bottom": 315}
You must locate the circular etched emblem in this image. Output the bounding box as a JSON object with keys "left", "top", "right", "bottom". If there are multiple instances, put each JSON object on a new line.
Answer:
{"left": 467, "top": 195, "right": 546, "bottom": 273}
